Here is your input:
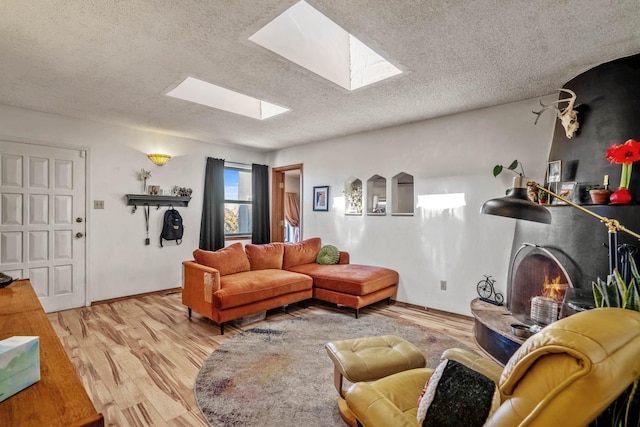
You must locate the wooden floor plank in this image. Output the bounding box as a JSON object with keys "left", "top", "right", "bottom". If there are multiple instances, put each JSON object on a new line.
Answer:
{"left": 48, "top": 292, "right": 478, "bottom": 426}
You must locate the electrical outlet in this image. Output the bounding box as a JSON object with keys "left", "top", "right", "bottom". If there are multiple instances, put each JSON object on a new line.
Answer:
{"left": 440, "top": 280, "right": 447, "bottom": 290}
{"left": 94, "top": 200, "right": 104, "bottom": 209}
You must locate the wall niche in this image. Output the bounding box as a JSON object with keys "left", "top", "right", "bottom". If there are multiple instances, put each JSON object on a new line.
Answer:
{"left": 392, "top": 172, "right": 414, "bottom": 215}
{"left": 344, "top": 177, "right": 363, "bottom": 215}
{"left": 366, "top": 175, "right": 387, "bottom": 215}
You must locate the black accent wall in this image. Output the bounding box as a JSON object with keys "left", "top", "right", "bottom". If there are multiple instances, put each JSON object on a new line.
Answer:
{"left": 549, "top": 53, "right": 640, "bottom": 193}
{"left": 512, "top": 54, "right": 640, "bottom": 289}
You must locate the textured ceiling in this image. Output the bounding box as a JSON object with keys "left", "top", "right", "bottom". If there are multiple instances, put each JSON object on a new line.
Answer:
{"left": 1, "top": 1, "right": 639, "bottom": 151}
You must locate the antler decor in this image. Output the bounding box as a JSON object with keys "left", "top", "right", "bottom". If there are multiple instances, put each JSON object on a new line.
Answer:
{"left": 533, "top": 88, "right": 579, "bottom": 139}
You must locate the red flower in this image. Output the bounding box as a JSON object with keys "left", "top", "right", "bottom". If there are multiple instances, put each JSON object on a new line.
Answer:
{"left": 606, "top": 139, "right": 640, "bottom": 164}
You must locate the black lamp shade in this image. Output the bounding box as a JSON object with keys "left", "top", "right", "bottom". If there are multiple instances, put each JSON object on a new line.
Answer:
{"left": 481, "top": 187, "right": 552, "bottom": 224}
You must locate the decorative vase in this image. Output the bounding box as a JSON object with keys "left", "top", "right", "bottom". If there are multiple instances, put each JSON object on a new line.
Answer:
{"left": 609, "top": 187, "right": 632, "bottom": 204}
{"left": 589, "top": 189, "right": 611, "bottom": 205}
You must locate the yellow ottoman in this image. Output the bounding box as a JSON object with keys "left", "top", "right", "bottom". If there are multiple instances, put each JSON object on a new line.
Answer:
{"left": 325, "top": 335, "right": 426, "bottom": 426}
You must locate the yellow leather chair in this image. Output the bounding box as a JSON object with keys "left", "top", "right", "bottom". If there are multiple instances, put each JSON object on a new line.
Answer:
{"left": 345, "top": 307, "right": 640, "bottom": 427}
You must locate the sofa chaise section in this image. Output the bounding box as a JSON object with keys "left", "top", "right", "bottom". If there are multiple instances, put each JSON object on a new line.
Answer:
{"left": 287, "top": 263, "right": 398, "bottom": 318}
{"left": 282, "top": 238, "right": 399, "bottom": 318}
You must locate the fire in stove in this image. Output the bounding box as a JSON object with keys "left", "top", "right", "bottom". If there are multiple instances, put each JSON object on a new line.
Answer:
{"left": 540, "top": 272, "right": 569, "bottom": 305}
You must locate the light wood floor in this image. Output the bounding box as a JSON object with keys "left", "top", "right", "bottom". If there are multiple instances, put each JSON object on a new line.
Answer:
{"left": 48, "top": 292, "right": 479, "bottom": 426}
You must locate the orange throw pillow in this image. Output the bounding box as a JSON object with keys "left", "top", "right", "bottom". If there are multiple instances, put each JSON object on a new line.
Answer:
{"left": 245, "top": 242, "right": 284, "bottom": 270}
{"left": 283, "top": 238, "right": 322, "bottom": 269}
{"left": 193, "top": 243, "right": 250, "bottom": 276}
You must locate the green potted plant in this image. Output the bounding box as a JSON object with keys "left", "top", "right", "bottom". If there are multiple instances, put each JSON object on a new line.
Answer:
{"left": 493, "top": 159, "right": 525, "bottom": 178}
{"left": 591, "top": 258, "right": 640, "bottom": 426}
{"left": 587, "top": 185, "right": 611, "bottom": 205}
{"left": 493, "top": 159, "right": 532, "bottom": 197}
{"left": 537, "top": 189, "right": 548, "bottom": 205}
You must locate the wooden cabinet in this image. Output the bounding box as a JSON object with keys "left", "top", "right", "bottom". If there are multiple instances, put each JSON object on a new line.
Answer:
{"left": 0, "top": 280, "right": 104, "bottom": 426}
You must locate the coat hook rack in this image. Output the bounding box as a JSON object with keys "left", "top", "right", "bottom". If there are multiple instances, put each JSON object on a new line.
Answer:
{"left": 126, "top": 194, "right": 191, "bottom": 213}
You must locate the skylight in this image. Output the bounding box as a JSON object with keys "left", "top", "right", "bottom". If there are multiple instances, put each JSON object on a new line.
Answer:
{"left": 249, "top": 1, "right": 402, "bottom": 91}
{"left": 166, "top": 76, "right": 289, "bottom": 120}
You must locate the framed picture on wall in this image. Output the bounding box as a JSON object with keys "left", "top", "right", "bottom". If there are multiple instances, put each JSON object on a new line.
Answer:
{"left": 147, "top": 185, "right": 160, "bottom": 195}
{"left": 547, "top": 160, "right": 562, "bottom": 195}
{"left": 547, "top": 160, "right": 562, "bottom": 183}
{"left": 553, "top": 181, "right": 577, "bottom": 204}
{"left": 313, "top": 186, "right": 329, "bottom": 211}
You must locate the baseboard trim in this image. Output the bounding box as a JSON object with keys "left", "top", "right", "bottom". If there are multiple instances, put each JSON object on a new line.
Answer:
{"left": 92, "top": 287, "right": 182, "bottom": 306}
{"left": 92, "top": 291, "right": 471, "bottom": 322}
{"left": 393, "top": 300, "right": 474, "bottom": 321}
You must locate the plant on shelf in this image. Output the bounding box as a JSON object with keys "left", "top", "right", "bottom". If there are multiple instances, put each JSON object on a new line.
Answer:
{"left": 346, "top": 185, "right": 363, "bottom": 214}
{"left": 591, "top": 257, "right": 640, "bottom": 426}
{"left": 537, "top": 188, "right": 548, "bottom": 204}
{"left": 493, "top": 160, "right": 535, "bottom": 198}
{"left": 138, "top": 169, "right": 151, "bottom": 193}
{"left": 172, "top": 186, "right": 193, "bottom": 197}
{"left": 606, "top": 138, "right": 640, "bottom": 204}
{"left": 492, "top": 159, "right": 526, "bottom": 178}
{"left": 586, "top": 185, "right": 611, "bottom": 205}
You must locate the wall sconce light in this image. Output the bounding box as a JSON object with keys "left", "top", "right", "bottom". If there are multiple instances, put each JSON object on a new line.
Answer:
{"left": 148, "top": 153, "right": 172, "bottom": 166}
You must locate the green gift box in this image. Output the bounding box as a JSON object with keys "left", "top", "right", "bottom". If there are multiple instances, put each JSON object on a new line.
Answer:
{"left": 0, "top": 336, "right": 40, "bottom": 402}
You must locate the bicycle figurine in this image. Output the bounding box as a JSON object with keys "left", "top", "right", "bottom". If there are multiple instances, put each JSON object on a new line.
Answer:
{"left": 477, "top": 275, "right": 504, "bottom": 305}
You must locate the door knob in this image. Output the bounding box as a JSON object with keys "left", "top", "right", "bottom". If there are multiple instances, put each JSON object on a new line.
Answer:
{"left": 76, "top": 217, "right": 83, "bottom": 223}
{"left": 75, "top": 232, "right": 84, "bottom": 238}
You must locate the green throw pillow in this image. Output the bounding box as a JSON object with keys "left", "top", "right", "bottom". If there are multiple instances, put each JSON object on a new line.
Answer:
{"left": 316, "top": 245, "right": 340, "bottom": 265}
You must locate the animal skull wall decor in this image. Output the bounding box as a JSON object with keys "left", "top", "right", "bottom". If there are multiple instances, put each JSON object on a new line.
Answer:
{"left": 533, "top": 88, "right": 579, "bottom": 139}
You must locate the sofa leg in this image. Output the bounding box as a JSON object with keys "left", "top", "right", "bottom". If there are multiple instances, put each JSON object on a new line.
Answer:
{"left": 355, "top": 308, "right": 359, "bottom": 319}
{"left": 220, "top": 322, "right": 225, "bottom": 335}
{"left": 188, "top": 308, "right": 192, "bottom": 318}
{"left": 386, "top": 297, "right": 391, "bottom": 305}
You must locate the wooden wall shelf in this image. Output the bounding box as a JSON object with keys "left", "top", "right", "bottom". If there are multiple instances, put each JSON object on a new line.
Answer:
{"left": 125, "top": 194, "right": 191, "bottom": 212}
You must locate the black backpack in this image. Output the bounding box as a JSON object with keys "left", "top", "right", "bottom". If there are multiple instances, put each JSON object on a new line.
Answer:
{"left": 160, "top": 208, "right": 184, "bottom": 247}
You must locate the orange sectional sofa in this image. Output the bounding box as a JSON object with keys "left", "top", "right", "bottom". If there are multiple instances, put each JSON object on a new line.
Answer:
{"left": 182, "top": 238, "right": 399, "bottom": 334}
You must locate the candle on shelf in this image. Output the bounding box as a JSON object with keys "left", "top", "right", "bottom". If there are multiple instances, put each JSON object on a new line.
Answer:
{"left": 604, "top": 175, "right": 609, "bottom": 190}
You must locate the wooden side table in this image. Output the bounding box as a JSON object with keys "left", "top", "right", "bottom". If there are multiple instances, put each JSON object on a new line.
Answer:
{"left": 0, "top": 279, "right": 104, "bottom": 426}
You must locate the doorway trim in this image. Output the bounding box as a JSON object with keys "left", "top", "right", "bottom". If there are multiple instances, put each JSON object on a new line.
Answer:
{"left": 271, "top": 164, "right": 303, "bottom": 242}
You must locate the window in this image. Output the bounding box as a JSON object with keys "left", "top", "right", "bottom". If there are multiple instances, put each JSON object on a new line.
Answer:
{"left": 224, "top": 166, "right": 252, "bottom": 237}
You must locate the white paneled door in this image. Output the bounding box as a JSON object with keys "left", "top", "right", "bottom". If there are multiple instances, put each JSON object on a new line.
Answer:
{"left": 0, "top": 141, "right": 87, "bottom": 312}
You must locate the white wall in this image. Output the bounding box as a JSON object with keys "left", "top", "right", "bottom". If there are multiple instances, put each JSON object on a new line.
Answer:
{"left": 268, "top": 97, "right": 556, "bottom": 316}
{"left": 0, "top": 105, "right": 267, "bottom": 302}
{"left": 0, "top": 95, "right": 556, "bottom": 314}
{"left": 284, "top": 174, "right": 300, "bottom": 194}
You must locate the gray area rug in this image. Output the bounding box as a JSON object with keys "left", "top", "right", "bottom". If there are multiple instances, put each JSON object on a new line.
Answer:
{"left": 194, "top": 312, "right": 472, "bottom": 427}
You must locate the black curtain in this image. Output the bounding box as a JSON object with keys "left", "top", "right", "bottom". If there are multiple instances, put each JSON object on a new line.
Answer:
{"left": 252, "top": 163, "right": 270, "bottom": 244}
{"left": 199, "top": 157, "right": 225, "bottom": 251}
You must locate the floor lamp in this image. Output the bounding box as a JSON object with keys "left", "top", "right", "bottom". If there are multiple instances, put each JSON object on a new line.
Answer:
{"left": 481, "top": 177, "right": 640, "bottom": 275}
